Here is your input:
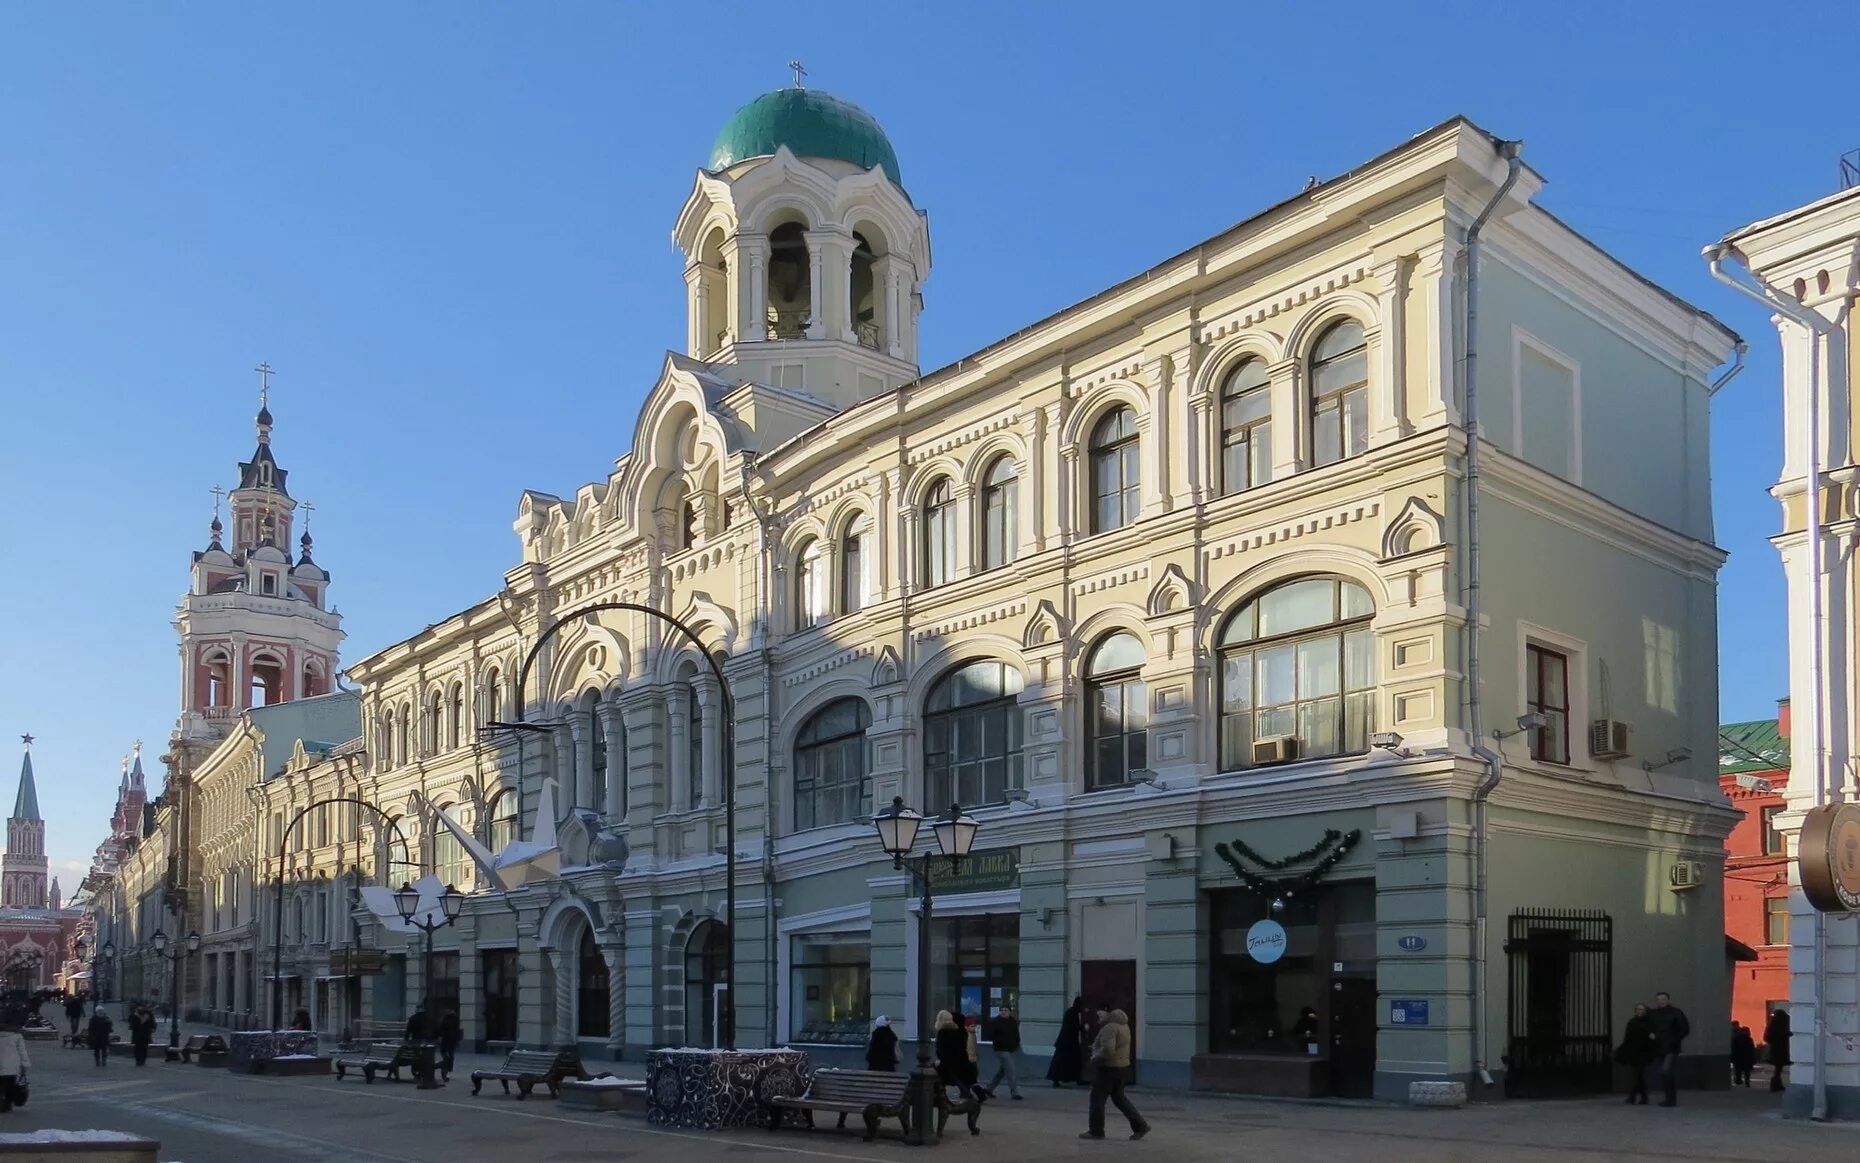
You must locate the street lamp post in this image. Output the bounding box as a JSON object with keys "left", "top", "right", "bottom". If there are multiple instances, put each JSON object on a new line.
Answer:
{"left": 149, "top": 929, "right": 201, "bottom": 1056}
{"left": 77, "top": 936, "right": 115, "bottom": 1009}
{"left": 872, "top": 797, "right": 981, "bottom": 1147}
{"left": 394, "top": 882, "right": 463, "bottom": 1091}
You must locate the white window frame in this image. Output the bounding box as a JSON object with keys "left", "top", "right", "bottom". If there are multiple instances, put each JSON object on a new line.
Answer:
{"left": 1510, "top": 326, "right": 1584, "bottom": 486}
{"left": 1515, "top": 620, "right": 1591, "bottom": 770}
{"left": 775, "top": 902, "right": 872, "bottom": 1044}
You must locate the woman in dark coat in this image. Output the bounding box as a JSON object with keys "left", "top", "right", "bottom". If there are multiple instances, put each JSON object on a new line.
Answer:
{"left": 127, "top": 1006, "right": 156, "bottom": 1067}
{"left": 1615, "top": 1002, "right": 1658, "bottom": 1104}
{"left": 865, "top": 1016, "right": 900, "bottom": 1072}
{"left": 1046, "top": 997, "right": 1086, "bottom": 1087}
{"left": 86, "top": 1010, "right": 113, "bottom": 1068}
{"left": 933, "top": 1010, "right": 974, "bottom": 1099}
{"left": 437, "top": 1009, "right": 462, "bottom": 1079}
{"left": 1765, "top": 1008, "right": 1793, "bottom": 1093}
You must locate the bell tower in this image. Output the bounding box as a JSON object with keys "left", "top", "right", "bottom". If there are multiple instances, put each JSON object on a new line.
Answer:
{"left": 172, "top": 366, "right": 344, "bottom": 774}
{"left": 4, "top": 736, "right": 47, "bottom": 910}
{"left": 675, "top": 78, "right": 932, "bottom": 408}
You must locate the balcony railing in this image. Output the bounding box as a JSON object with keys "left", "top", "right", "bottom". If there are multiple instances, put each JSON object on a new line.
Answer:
{"left": 856, "top": 321, "right": 882, "bottom": 350}
{"left": 766, "top": 309, "right": 810, "bottom": 341}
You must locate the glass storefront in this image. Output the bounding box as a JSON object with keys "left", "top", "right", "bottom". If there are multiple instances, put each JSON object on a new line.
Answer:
{"left": 931, "top": 913, "right": 1019, "bottom": 1022}
{"left": 1209, "top": 881, "right": 1375, "bottom": 1055}
{"left": 790, "top": 933, "right": 870, "bottom": 1044}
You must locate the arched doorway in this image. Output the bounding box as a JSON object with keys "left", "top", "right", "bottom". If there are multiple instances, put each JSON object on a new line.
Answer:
{"left": 683, "top": 921, "right": 730, "bottom": 1048}
{"left": 577, "top": 927, "right": 609, "bottom": 1039}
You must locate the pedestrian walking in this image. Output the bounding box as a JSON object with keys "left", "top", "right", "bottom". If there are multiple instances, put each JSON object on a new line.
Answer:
{"left": 963, "top": 1014, "right": 987, "bottom": 1103}
{"left": 933, "top": 1010, "right": 985, "bottom": 1105}
{"left": 128, "top": 1005, "right": 156, "bottom": 1067}
{"left": 437, "top": 1008, "right": 461, "bottom": 1079}
{"left": 865, "top": 1015, "right": 900, "bottom": 1072}
{"left": 1765, "top": 1008, "right": 1792, "bottom": 1093}
{"left": 1648, "top": 991, "right": 1690, "bottom": 1107}
{"left": 405, "top": 1003, "right": 431, "bottom": 1042}
{"left": 1615, "top": 1003, "right": 1658, "bottom": 1103}
{"left": 1080, "top": 1003, "right": 1148, "bottom": 1141}
{"left": 86, "top": 1009, "right": 113, "bottom": 1068}
{"left": 1730, "top": 1023, "right": 1756, "bottom": 1087}
{"left": 62, "top": 994, "right": 83, "bottom": 1041}
{"left": 1047, "top": 996, "right": 1087, "bottom": 1087}
{"left": 985, "top": 1005, "right": 1023, "bottom": 1099}
{"left": 0, "top": 1017, "right": 28, "bottom": 1112}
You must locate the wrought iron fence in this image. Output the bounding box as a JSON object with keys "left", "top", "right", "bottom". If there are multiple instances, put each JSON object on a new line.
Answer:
{"left": 1503, "top": 907, "right": 1613, "bottom": 1097}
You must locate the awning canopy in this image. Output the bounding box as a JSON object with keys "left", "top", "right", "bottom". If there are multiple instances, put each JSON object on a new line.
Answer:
{"left": 1726, "top": 934, "right": 1760, "bottom": 963}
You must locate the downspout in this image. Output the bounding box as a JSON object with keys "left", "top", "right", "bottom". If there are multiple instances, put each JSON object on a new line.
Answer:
{"left": 742, "top": 456, "right": 781, "bottom": 1046}
{"left": 1709, "top": 341, "right": 1749, "bottom": 396}
{"left": 1706, "top": 245, "right": 1836, "bottom": 1120}
{"left": 1465, "top": 139, "right": 1523, "bottom": 1088}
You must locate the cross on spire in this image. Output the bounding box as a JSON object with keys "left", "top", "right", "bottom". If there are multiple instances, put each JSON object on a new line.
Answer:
{"left": 789, "top": 60, "right": 807, "bottom": 88}
{"left": 255, "top": 361, "right": 274, "bottom": 407}
{"left": 300, "top": 500, "right": 315, "bottom": 533}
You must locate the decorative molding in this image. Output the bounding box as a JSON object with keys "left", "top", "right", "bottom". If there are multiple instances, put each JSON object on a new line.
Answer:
{"left": 1209, "top": 500, "right": 1381, "bottom": 560}
{"left": 1200, "top": 264, "right": 1372, "bottom": 347}
{"left": 910, "top": 599, "right": 1029, "bottom": 643}
{"left": 1070, "top": 562, "right": 1151, "bottom": 597}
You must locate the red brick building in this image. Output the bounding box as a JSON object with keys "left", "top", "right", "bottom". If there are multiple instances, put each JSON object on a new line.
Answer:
{"left": 1719, "top": 702, "right": 1791, "bottom": 1037}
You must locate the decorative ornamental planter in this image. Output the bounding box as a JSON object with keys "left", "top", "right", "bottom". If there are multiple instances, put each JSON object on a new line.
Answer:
{"left": 227, "top": 1030, "right": 318, "bottom": 1073}
{"left": 645, "top": 1048, "right": 812, "bottom": 1130}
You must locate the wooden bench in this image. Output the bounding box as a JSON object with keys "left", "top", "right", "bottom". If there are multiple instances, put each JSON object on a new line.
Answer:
{"left": 470, "top": 1048, "right": 587, "bottom": 1099}
{"left": 334, "top": 1040, "right": 420, "bottom": 1083}
{"left": 177, "top": 1034, "right": 228, "bottom": 1064}
{"left": 769, "top": 1069, "right": 912, "bottom": 1141}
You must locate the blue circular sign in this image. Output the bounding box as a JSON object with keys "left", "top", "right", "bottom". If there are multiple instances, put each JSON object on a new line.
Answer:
{"left": 1246, "top": 919, "right": 1288, "bottom": 964}
{"left": 1398, "top": 935, "right": 1427, "bottom": 952}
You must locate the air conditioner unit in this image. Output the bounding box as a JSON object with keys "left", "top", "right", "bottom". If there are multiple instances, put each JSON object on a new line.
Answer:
{"left": 1669, "top": 860, "right": 1704, "bottom": 891}
{"left": 1590, "top": 719, "right": 1631, "bottom": 759}
{"left": 1252, "top": 736, "right": 1300, "bottom": 766}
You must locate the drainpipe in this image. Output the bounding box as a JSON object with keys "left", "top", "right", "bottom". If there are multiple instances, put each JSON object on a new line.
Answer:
{"left": 741, "top": 457, "right": 782, "bottom": 1046}
{"left": 1709, "top": 341, "right": 1750, "bottom": 396}
{"left": 1464, "top": 138, "right": 1523, "bottom": 1089}
{"left": 1705, "top": 245, "right": 1837, "bottom": 1120}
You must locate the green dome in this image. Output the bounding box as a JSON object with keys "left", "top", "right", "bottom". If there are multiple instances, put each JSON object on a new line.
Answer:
{"left": 708, "top": 88, "right": 902, "bottom": 185}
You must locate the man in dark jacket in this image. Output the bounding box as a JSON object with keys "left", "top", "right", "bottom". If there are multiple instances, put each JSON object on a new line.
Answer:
{"left": 985, "top": 1006, "right": 1023, "bottom": 1099}
{"left": 1648, "top": 991, "right": 1690, "bottom": 1107}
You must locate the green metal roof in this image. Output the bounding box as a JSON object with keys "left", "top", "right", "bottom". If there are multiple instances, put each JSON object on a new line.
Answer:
{"left": 1719, "top": 718, "right": 1789, "bottom": 774}
{"left": 12, "top": 749, "right": 38, "bottom": 821}
{"left": 709, "top": 88, "right": 902, "bottom": 186}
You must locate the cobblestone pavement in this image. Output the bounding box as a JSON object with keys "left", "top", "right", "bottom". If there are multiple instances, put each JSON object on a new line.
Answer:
{"left": 9, "top": 1016, "right": 1859, "bottom": 1161}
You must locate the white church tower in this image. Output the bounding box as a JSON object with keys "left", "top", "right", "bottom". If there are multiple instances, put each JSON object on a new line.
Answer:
{"left": 170, "top": 367, "right": 344, "bottom": 777}
{"left": 674, "top": 73, "right": 932, "bottom": 406}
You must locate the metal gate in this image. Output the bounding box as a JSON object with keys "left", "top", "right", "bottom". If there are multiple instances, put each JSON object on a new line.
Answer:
{"left": 1503, "top": 909, "right": 1613, "bottom": 1097}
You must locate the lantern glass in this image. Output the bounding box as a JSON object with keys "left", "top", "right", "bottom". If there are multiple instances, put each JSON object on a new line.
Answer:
{"left": 185, "top": 931, "right": 201, "bottom": 953}
{"left": 102, "top": 942, "right": 116, "bottom": 961}
{"left": 871, "top": 797, "right": 924, "bottom": 859}
{"left": 930, "top": 804, "right": 980, "bottom": 860}
{"left": 440, "top": 884, "right": 464, "bottom": 922}
{"left": 150, "top": 929, "right": 168, "bottom": 954}
{"left": 393, "top": 882, "right": 420, "bottom": 922}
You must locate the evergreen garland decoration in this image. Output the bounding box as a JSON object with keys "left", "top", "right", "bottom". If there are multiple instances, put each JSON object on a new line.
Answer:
{"left": 1214, "top": 828, "right": 1362, "bottom": 900}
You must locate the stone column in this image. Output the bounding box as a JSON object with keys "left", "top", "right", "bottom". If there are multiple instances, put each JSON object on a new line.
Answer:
{"left": 602, "top": 944, "right": 625, "bottom": 1055}
{"left": 1187, "top": 391, "right": 1214, "bottom": 506}
{"left": 875, "top": 254, "right": 907, "bottom": 358}
{"left": 804, "top": 234, "right": 826, "bottom": 339}
{"left": 875, "top": 469, "right": 897, "bottom": 600}
{"left": 1413, "top": 240, "right": 1460, "bottom": 430}
{"left": 552, "top": 725, "right": 576, "bottom": 813}
{"left": 899, "top": 507, "right": 920, "bottom": 594}
{"left": 1024, "top": 406, "right": 1048, "bottom": 555}
{"left": 1268, "top": 357, "right": 1301, "bottom": 479}
{"left": 545, "top": 947, "right": 571, "bottom": 1049}
{"left": 598, "top": 703, "right": 626, "bottom": 821}
{"left": 569, "top": 711, "right": 595, "bottom": 814}
{"left": 1056, "top": 440, "right": 1078, "bottom": 542}
{"left": 1142, "top": 352, "right": 1176, "bottom": 514}
{"left": 668, "top": 691, "right": 691, "bottom": 814}
{"left": 1370, "top": 257, "right": 1409, "bottom": 446}
{"left": 697, "top": 677, "right": 722, "bottom": 809}
{"left": 683, "top": 260, "right": 707, "bottom": 357}
{"left": 514, "top": 925, "right": 547, "bottom": 1049}
{"left": 623, "top": 906, "right": 661, "bottom": 1055}
{"left": 951, "top": 483, "right": 976, "bottom": 575}
{"left": 1135, "top": 410, "right": 1160, "bottom": 518}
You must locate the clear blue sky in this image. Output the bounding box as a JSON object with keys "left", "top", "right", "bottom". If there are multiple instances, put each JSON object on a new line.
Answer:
{"left": 3, "top": 1, "right": 1853, "bottom": 881}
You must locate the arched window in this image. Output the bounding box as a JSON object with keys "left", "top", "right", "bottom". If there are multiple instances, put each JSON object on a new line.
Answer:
{"left": 979, "top": 457, "right": 1019, "bottom": 570}
{"left": 385, "top": 818, "right": 414, "bottom": 886}
{"left": 1218, "top": 576, "right": 1375, "bottom": 769}
{"left": 1090, "top": 407, "right": 1141, "bottom": 533}
{"left": 487, "top": 790, "right": 517, "bottom": 853}
{"left": 1310, "top": 321, "right": 1369, "bottom": 467}
{"left": 434, "top": 805, "right": 471, "bottom": 889}
{"left": 767, "top": 222, "right": 812, "bottom": 339}
{"left": 397, "top": 705, "right": 411, "bottom": 766}
{"left": 851, "top": 231, "right": 881, "bottom": 349}
{"left": 1221, "top": 360, "right": 1273, "bottom": 494}
{"left": 591, "top": 706, "right": 609, "bottom": 814}
{"left": 1085, "top": 633, "right": 1148, "bottom": 790}
{"left": 577, "top": 926, "right": 610, "bottom": 1038}
{"left": 684, "top": 921, "right": 730, "bottom": 1047}
{"left": 793, "top": 699, "right": 872, "bottom": 831}
{"left": 376, "top": 714, "right": 394, "bottom": 772}
{"left": 839, "top": 515, "right": 867, "bottom": 615}
{"left": 795, "top": 538, "right": 826, "bottom": 628}
{"left": 925, "top": 661, "right": 1025, "bottom": 807}
{"left": 482, "top": 667, "right": 503, "bottom": 725}
{"left": 204, "top": 651, "right": 232, "bottom": 708}
{"left": 682, "top": 498, "right": 702, "bottom": 549}
{"left": 250, "top": 654, "right": 284, "bottom": 707}
{"left": 427, "top": 691, "right": 444, "bottom": 754}
{"left": 923, "top": 478, "right": 955, "bottom": 588}
{"left": 688, "top": 684, "right": 704, "bottom": 808}
{"left": 448, "top": 683, "right": 464, "bottom": 750}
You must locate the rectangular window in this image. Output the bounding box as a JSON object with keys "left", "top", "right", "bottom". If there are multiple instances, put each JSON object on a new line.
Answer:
{"left": 430, "top": 952, "right": 460, "bottom": 1023}
{"left": 1761, "top": 805, "right": 1784, "bottom": 856}
{"left": 1210, "top": 882, "right": 1375, "bottom": 1054}
{"left": 790, "top": 934, "right": 870, "bottom": 1044}
{"left": 1765, "top": 896, "right": 1789, "bottom": 946}
{"left": 840, "top": 533, "right": 864, "bottom": 614}
{"left": 481, "top": 949, "right": 520, "bottom": 1043}
{"left": 1518, "top": 339, "right": 1577, "bottom": 482}
{"left": 931, "top": 913, "right": 1019, "bottom": 1022}
{"left": 1525, "top": 643, "right": 1570, "bottom": 764}
{"left": 1222, "top": 388, "right": 1273, "bottom": 493}
{"left": 982, "top": 480, "right": 1017, "bottom": 570}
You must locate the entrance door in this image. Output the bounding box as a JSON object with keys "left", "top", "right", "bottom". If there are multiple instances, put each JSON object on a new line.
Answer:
{"left": 1081, "top": 960, "right": 1138, "bottom": 1082}
{"left": 684, "top": 922, "right": 730, "bottom": 1047}
{"left": 480, "top": 950, "right": 519, "bottom": 1045}
{"left": 1328, "top": 977, "right": 1377, "bottom": 1098}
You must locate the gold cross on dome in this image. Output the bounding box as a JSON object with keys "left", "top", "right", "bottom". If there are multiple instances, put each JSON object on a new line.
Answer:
{"left": 789, "top": 60, "right": 807, "bottom": 88}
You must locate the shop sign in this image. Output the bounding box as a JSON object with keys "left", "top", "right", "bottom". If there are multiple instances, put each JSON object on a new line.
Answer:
{"left": 1800, "top": 804, "right": 1860, "bottom": 912}
{"left": 927, "top": 848, "right": 1019, "bottom": 895}
{"left": 1245, "top": 919, "right": 1287, "bottom": 964}
{"left": 1390, "top": 999, "right": 1430, "bottom": 1026}
{"left": 1397, "top": 935, "right": 1427, "bottom": 952}
{"left": 332, "top": 949, "right": 387, "bottom": 976}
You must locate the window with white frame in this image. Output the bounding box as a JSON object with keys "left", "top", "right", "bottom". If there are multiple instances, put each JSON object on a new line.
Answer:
{"left": 1218, "top": 576, "right": 1376, "bottom": 769}
{"left": 796, "top": 537, "right": 827, "bottom": 628}
{"left": 923, "top": 478, "right": 956, "bottom": 587}
{"left": 979, "top": 456, "right": 1019, "bottom": 570}
{"left": 840, "top": 516, "right": 867, "bottom": 614}
{"left": 925, "top": 660, "right": 1024, "bottom": 807}
{"left": 1310, "top": 321, "right": 1369, "bottom": 466}
{"left": 1221, "top": 359, "right": 1273, "bottom": 494}
{"left": 1085, "top": 633, "right": 1148, "bottom": 790}
{"left": 793, "top": 698, "right": 872, "bottom": 831}
{"left": 1525, "top": 642, "right": 1570, "bottom": 765}
{"left": 1090, "top": 407, "right": 1141, "bottom": 533}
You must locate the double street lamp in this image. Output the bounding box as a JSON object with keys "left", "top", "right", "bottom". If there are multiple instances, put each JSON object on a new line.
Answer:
{"left": 76, "top": 935, "right": 115, "bottom": 1006}
{"left": 149, "top": 929, "right": 201, "bottom": 1053}
{"left": 871, "top": 797, "right": 981, "bottom": 1147}
{"left": 394, "top": 882, "right": 463, "bottom": 1090}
